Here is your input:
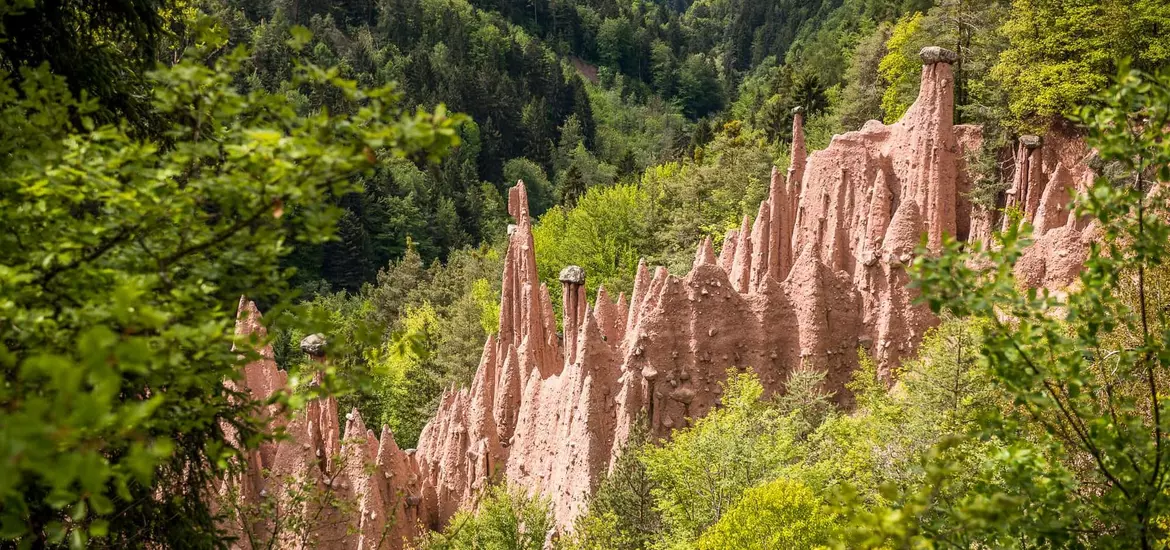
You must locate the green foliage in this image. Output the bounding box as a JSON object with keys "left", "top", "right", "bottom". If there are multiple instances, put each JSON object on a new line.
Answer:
{"left": 503, "top": 158, "right": 555, "bottom": 217}
{"left": 533, "top": 183, "right": 654, "bottom": 307}
{"left": 562, "top": 511, "right": 637, "bottom": 550}
{"left": 798, "top": 352, "right": 929, "bottom": 505}
{"left": 835, "top": 23, "right": 892, "bottom": 130}
{"left": 585, "top": 80, "right": 688, "bottom": 175}
{"left": 420, "top": 484, "right": 555, "bottom": 550}
{"left": 677, "top": 54, "right": 723, "bottom": 119}
{"left": 697, "top": 478, "right": 838, "bottom": 550}
{"left": 640, "top": 372, "right": 799, "bottom": 547}
{"left": 369, "top": 302, "right": 444, "bottom": 444}
{"left": 878, "top": 12, "right": 923, "bottom": 123}
{"left": 219, "top": 0, "right": 598, "bottom": 291}
{"left": 900, "top": 67, "right": 1170, "bottom": 548}
{"left": 964, "top": 142, "right": 1011, "bottom": 211}
{"left": 775, "top": 368, "right": 835, "bottom": 439}
{"left": 0, "top": 24, "right": 463, "bottom": 547}
{"left": 896, "top": 316, "right": 995, "bottom": 434}
{"left": 641, "top": 123, "right": 778, "bottom": 271}
{"left": 291, "top": 243, "right": 503, "bottom": 448}
{"left": 731, "top": 60, "right": 830, "bottom": 142}
{"left": 994, "top": 0, "right": 1170, "bottom": 128}
{"left": 471, "top": 278, "right": 502, "bottom": 334}
{"left": 597, "top": 17, "right": 640, "bottom": 78}
{"left": 554, "top": 143, "right": 618, "bottom": 206}
{"left": 0, "top": 0, "right": 166, "bottom": 128}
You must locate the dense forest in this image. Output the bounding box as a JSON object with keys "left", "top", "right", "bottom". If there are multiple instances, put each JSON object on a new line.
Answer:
{"left": 3, "top": 0, "right": 1170, "bottom": 547}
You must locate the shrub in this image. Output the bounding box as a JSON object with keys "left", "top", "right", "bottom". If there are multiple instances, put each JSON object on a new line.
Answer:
{"left": 697, "top": 478, "right": 837, "bottom": 550}
{"left": 640, "top": 372, "right": 799, "bottom": 546}
{"left": 419, "top": 485, "right": 555, "bottom": 550}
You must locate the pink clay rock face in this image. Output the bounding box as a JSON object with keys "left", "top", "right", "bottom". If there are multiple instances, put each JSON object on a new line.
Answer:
{"left": 1006, "top": 121, "right": 1097, "bottom": 287}
{"left": 222, "top": 46, "right": 1106, "bottom": 547}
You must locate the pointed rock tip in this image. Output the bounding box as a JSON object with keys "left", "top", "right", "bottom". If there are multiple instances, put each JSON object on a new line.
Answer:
{"left": 789, "top": 239, "right": 830, "bottom": 282}
{"left": 508, "top": 180, "right": 531, "bottom": 220}
{"left": 694, "top": 235, "right": 716, "bottom": 266}
{"left": 236, "top": 295, "right": 252, "bottom": 316}
{"left": 343, "top": 407, "right": 367, "bottom": 437}
{"left": 882, "top": 199, "right": 924, "bottom": 259}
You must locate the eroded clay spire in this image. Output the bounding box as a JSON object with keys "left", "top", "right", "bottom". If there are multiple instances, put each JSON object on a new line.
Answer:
{"left": 717, "top": 230, "right": 737, "bottom": 274}
{"left": 766, "top": 166, "right": 791, "bottom": 282}
{"left": 560, "top": 265, "right": 586, "bottom": 367}
{"left": 626, "top": 259, "right": 651, "bottom": 337}
{"left": 694, "top": 235, "right": 716, "bottom": 267}
{"left": 729, "top": 214, "right": 753, "bottom": 292}
{"left": 593, "top": 285, "right": 624, "bottom": 344}
{"left": 1035, "top": 162, "right": 1071, "bottom": 235}
{"left": 786, "top": 107, "right": 807, "bottom": 195}
{"left": 1021, "top": 136, "right": 1045, "bottom": 221}
{"left": 862, "top": 167, "right": 893, "bottom": 267}
{"left": 748, "top": 200, "right": 771, "bottom": 292}
{"left": 902, "top": 47, "right": 958, "bottom": 251}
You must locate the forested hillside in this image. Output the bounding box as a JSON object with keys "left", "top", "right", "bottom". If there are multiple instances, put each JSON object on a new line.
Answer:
{"left": 265, "top": 0, "right": 1170, "bottom": 454}
{"left": 4, "top": 0, "right": 1170, "bottom": 547}
{"left": 221, "top": 0, "right": 1170, "bottom": 292}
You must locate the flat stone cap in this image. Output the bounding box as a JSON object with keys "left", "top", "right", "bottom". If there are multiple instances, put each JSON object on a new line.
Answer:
{"left": 300, "top": 333, "right": 328, "bottom": 357}
{"left": 1020, "top": 135, "right": 1043, "bottom": 149}
{"left": 791, "top": 106, "right": 805, "bottom": 115}
{"left": 919, "top": 46, "right": 958, "bottom": 65}
{"left": 558, "top": 265, "right": 586, "bottom": 284}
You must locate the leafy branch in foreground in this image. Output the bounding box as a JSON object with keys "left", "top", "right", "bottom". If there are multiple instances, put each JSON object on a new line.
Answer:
{"left": 850, "top": 65, "right": 1170, "bottom": 549}
{"left": 0, "top": 21, "right": 465, "bottom": 549}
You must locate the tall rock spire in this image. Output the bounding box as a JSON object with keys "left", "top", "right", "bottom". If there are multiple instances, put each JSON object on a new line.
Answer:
{"left": 560, "top": 265, "right": 587, "bottom": 367}
{"left": 501, "top": 181, "right": 560, "bottom": 376}
{"left": 748, "top": 200, "right": 771, "bottom": 292}
{"left": 1021, "top": 136, "right": 1045, "bottom": 221}
{"left": 901, "top": 47, "right": 959, "bottom": 250}
{"left": 786, "top": 106, "right": 807, "bottom": 196}
{"left": 766, "top": 166, "right": 793, "bottom": 282}
{"left": 728, "top": 214, "right": 753, "bottom": 292}
{"left": 717, "top": 230, "right": 737, "bottom": 273}
{"left": 693, "top": 235, "right": 716, "bottom": 267}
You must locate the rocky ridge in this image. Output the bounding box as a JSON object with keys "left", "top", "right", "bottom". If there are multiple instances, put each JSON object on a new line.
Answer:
{"left": 223, "top": 47, "right": 1098, "bottom": 548}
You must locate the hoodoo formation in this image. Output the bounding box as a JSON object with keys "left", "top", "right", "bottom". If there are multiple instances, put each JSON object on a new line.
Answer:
{"left": 225, "top": 47, "right": 1099, "bottom": 547}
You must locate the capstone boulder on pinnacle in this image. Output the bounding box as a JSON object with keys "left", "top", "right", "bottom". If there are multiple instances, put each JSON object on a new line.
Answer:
{"left": 919, "top": 46, "right": 958, "bottom": 65}
{"left": 558, "top": 265, "right": 586, "bottom": 284}
{"left": 300, "top": 333, "right": 328, "bottom": 357}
